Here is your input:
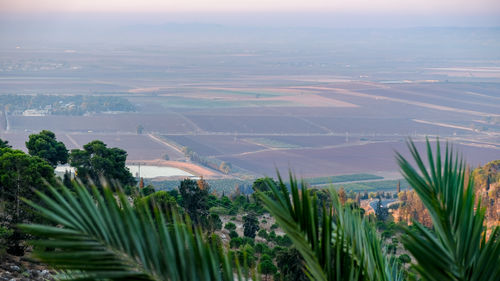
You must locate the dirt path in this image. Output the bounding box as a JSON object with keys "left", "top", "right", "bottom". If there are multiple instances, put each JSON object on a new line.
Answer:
{"left": 65, "top": 134, "right": 80, "bottom": 148}
{"left": 148, "top": 134, "right": 184, "bottom": 155}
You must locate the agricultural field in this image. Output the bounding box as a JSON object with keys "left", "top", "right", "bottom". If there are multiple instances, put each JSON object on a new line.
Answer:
{"left": 217, "top": 140, "right": 500, "bottom": 178}
{"left": 8, "top": 113, "right": 198, "bottom": 134}
{"left": 1, "top": 34, "right": 499, "bottom": 186}
{"left": 165, "top": 135, "right": 265, "bottom": 157}
{"left": 184, "top": 114, "right": 327, "bottom": 134}
{"left": 2, "top": 80, "right": 499, "bottom": 181}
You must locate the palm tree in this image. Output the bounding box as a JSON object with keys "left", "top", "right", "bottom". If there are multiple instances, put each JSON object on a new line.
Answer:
{"left": 258, "top": 173, "right": 404, "bottom": 281}
{"left": 396, "top": 139, "right": 500, "bottom": 281}
{"left": 257, "top": 139, "right": 499, "bottom": 281}
{"left": 19, "top": 183, "right": 249, "bottom": 281}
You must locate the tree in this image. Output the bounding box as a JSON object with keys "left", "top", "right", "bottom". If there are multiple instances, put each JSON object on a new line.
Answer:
{"left": 26, "top": 130, "right": 68, "bottom": 167}
{"left": 251, "top": 177, "right": 277, "bottom": 207}
{"left": 179, "top": 178, "right": 209, "bottom": 225}
{"left": 135, "top": 190, "right": 177, "bottom": 217}
{"left": 225, "top": 222, "right": 236, "bottom": 231}
{"left": 375, "top": 198, "right": 389, "bottom": 221}
{"left": 398, "top": 254, "right": 411, "bottom": 265}
{"left": 243, "top": 212, "right": 259, "bottom": 238}
{"left": 136, "top": 124, "right": 144, "bottom": 134}
{"left": 229, "top": 230, "right": 239, "bottom": 239}
{"left": 0, "top": 147, "right": 55, "bottom": 255}
{"left": 258, "top": 172, "right": 403, "bottom": 281}
{"left": 204, "top": 213, "right": 222, "bottom": 233}
{"left": 254, "top": 242, "right": 269, "bottom": 254}
{"left": 258, "top": 229, "right": 268, "bottom": 239}
{"left": 252, "top": 178, "right": 272, "bottom": 192}
{"left": 230, "top": 237, "right": 243, "bottom": 248}
{"left": 259, "top": 254, "right": 277, "bottom": 281}
{"left": 276, "top": 248, "right": 308, "bottom": 281}
{"left": 338, "top": 187, "right": 347, "bottom": 205}
{"left": 69, "top": 140, "right": 136, "bottom": 188}
{"left": 396, "top": 139, "right": 500, "bottom": 281}
{"left": 237, "top": 244, "right": 255, "bottom": 267}
{"left": 62, "top": 170, "right": 73, "bottom": 188}
{"left": 0, "top": 138, "right": 11, "bottom": 149}
{"left": 19, "top": 183, "right": 245, "bottom": 281}
{"left": 141, "top": 185, "right": 155, "bottom": 196}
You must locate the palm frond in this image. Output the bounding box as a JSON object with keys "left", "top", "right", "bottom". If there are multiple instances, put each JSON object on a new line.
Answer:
{"left": 396, "top": 139, "right": 500, "bottom": 281}
{"left": 259, "top": 172, "right": 404, "bottom": 281}
{"left": 19, "top": 182, "right": 246, "bottom": 281}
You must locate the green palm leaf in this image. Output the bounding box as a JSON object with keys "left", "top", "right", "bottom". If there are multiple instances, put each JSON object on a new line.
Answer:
{"left": 19, "top": 182, "right": 246, "bottom": 281}
{"left": 259, "top": 172, "right": 404, "bottom": 281}
{"left": 396, "top": 139, "right": 500, "bottom": 281}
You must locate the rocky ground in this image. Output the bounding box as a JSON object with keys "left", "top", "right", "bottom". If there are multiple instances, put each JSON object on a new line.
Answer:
{"left": 0, "top": 254, "right": 54, "bottom": 281}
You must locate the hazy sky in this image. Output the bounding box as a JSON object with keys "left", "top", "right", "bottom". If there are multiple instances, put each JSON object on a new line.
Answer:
{"left": 1, "top": 0, "right": 499, "bottom": 14}
{"left": 1, "top": 0, "right": 499, "bottom": 28}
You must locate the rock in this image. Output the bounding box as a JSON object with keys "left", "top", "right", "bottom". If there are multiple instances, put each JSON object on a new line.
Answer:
{"left": 9, "top": 266, "right": 20, "bottom": 272}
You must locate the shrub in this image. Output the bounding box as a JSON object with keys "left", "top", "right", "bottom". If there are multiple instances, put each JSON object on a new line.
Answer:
{"left": 209, "top": 206, "right": 229, "bottom": 215}
{"left": 225, "top": 222, "right": 236, "bottom": 231}
{"left": 230, "top": 237, "right": 243, "bottom": 249}
{"left": 399, "top": 254, "right": 411, "bottom": 264}
{"left": 229, "top": 230, "right": 239, "bottom": 239}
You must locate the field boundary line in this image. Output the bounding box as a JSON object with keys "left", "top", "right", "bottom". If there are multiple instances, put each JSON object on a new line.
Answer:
{"left": 148, "top": 134, "right": 184, "bottom": 155}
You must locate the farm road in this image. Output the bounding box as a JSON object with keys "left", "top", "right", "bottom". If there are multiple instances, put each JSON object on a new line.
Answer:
{"left": 148, "top": 134, "right": 185, "bottom": 159}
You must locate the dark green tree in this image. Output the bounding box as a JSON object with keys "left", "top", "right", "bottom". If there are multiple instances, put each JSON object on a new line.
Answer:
{"left": 0, "top": 147, "right": 55, "bottom": 255}
{"left": 26, "top": 130, "right": 68, "bottom": 167}
{"left": 179, "top": 178, "right": 209, "bottom": 225}
{"left": 229, "top": 230, "right": 238, "bottom": 239}
{"left": 62, "top": 170, "right": 73, "bottom": 189}
{"left": 243, "top": 212, "right": 259, "bottom": 238}
{"left": 252, "top": 177, "right": 272, "bottom": 192}
{"left": 224, "top": 222, "right": 236, "bottom": 231}
{"left": 0, "top": 138, "right": 11, "bottom": 148}
{"left": 230, "top": 237, "right": 243, "bottom": 248}
{"left": 276, "top": 248, "right": 308, "bottom": 281}
{"left": 258, "top": 229, "right": 268, "bottom": 239}
{"left": 135, "top": 190, "right": 177, "bottom": 218}
{"left": 69, "top": 140, "right": 135, "bottom": 188}
{"left": 375, "top": 198, "right": 389, "bottom": 221}
{"left": 204, "top": 213, "right": 222, "bottom": 233}
{"left": 237, "top": 244, "right": 256, "bottom": 267}
{"left": 251, "top": 177, "right": 277, "bottom": 206}
{"left": 398, "top": 254, "right": 411, "bottom": 265}
{"left": 254, "top": 242, "right": 270, "bottom": 254}
{"left": 141, "top": 185, "right": 155, "bottom": 196}
{"left": 259, "top": 254, "right": 277, "bottom": 281}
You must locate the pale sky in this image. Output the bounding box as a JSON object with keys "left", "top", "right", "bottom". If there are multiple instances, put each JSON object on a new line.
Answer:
{"left": 1, "top": 0, "right": 499, "bottom": 14}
